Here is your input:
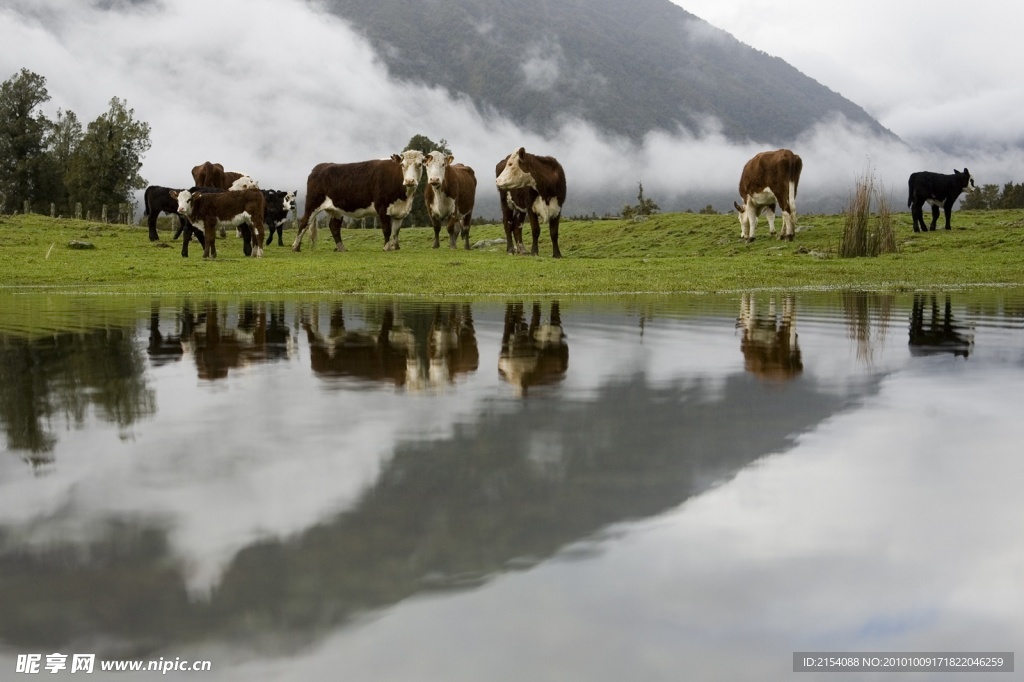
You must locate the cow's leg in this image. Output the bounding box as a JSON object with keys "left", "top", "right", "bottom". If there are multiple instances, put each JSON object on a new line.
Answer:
{"left": 241, "top": 223, "right": 253, "bottom": 257}
{"left": 447, "top": 215, "right": 459, "bottom": 249}
{"left": 929, "top": 204, "right": 940, "bottom": 231}
{"left": 250, "top": 218, "right": 264, "bottom": 258}
{"left": 147, "top": 210, "right": 160, "bottom": 241}
{"left": 382, "top": 215, "right": 401, "bottom": 251}
{"left": 181, "top": 222, "right": 192, "bottom": 258}
{"left": 766, "top": 206, "right": 777, "bottom": 237}
{"left": 276, "top": 223, "right": 284, "bottom": 246}
{"left": 549, "top": 215, "right": 562, "bottom": 258}
{"left": 203, "top": 219, "right": 217, "bottom": 258}
{"left": 743, "top": 200, "right": 757, "bottom": 242}
{"left": 461, "top": 213, "right": 472, "bottom": 250}
{"left": 430, "top": 213, "right": 442, "bottom": 249}
{"left": 943, "top": 200, "right": 954, "bottom": 230}
{"left": 910, "top": 202, "right": 923, "bottom": 232}
{"left": 781, "top": 209, "right": 794, "bottom": 241}
{"left": 528, "top": 210, "right": 542, "bottom": 256}
{"left": 328, "top": 217, "right": 346, "bottom": 252}
{"left": 502, "top": 217, "right": 515, "bottom": 254}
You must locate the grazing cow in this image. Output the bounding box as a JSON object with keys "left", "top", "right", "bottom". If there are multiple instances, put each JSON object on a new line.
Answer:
{"left": 143, "top": 185, "right": 194, "bottom": 242}
{"left": 737, "top": 293, "right": 802, "bottom": 380}
{"left": 171, "top": 188, "right": 266, "bottom": 258}
{"left": 291, "top": 151, "right": 426, "bottom": 253}
{"left": 191, "top": 161, "right": 258, "bottom": 192}
{"left": 907, "top": 168, "right": 975, "bottom": 232}
{"left": 424, "top": 151, "right": 477, "bottom": 250}
{"left": 735, "top": 149, "right": 803, "bottom": 242}
{"left": 263, "top": 189, "right": 297, "bottom": 246}
{"left": 495, "top": 148, "right": 567, "bottom": 257}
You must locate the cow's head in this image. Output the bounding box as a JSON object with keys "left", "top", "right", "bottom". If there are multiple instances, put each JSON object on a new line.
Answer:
{"left": 284, "top": 190, "right": 297, "bottom": 213}
{"left": 956, "top": 168, "right": 976, "bottom": 192}
{"left": 425, "top": 151, "right": 453, "bottom": 187}
{"left": 394, "top": 150, "right": 425, "bottom": 187}
{"left": 171, "top": 189, "right": 198, "bottom": 217}
{"left": 734, "top": 200, "right": 751, "bottom": 232}
{"left": 495, "top": 148, "right": 534, "bottom": 191}
{"left": 229, "top": 174, "right": 259, "bottom": 191}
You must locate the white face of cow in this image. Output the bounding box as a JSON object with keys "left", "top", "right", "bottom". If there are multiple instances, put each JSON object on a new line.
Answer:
{"left": 496, "top": 148, "right": 534, "bottom": 191}
{"left": 398, "top": 150, "right": 425, "bottom": 187}
{"left": 959, "top": 168, "right": 976, "bottom": 192}
{"left": 283, "top": 191, "right": 296, "bottom": 213}
{"left": 174, "top": 189, "right": 195, "bottom": 216}
{"left": 425, "top": 151, "right": 452, "bottom": 187}
{"left": 230, "top": 174, "right": 258, "bottom": 190}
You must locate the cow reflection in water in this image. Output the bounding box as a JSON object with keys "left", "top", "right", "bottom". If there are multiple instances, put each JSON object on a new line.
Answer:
{"left": 148, "top": 302, "right": 294, "bottom": 379}
{"left": 737, "top": 293, "right": 802, "bottom": 380}
{"left": 499, "top": 301, "right": 569, "bottom": 396}
{"left": 303, "top": 303, "right": 478, "bottom": 390}
{"left": 909, "top": 293, "right": 974, "bottom": 358}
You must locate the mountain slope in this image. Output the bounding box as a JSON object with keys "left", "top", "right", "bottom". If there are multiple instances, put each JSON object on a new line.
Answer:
{"left": 320, "top": 0, "right": 894, "bottom": 142}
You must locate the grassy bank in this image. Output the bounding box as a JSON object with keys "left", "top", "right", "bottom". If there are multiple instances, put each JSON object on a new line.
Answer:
{"left": 1, "top": 210, "right": 1022, "bottom": 295}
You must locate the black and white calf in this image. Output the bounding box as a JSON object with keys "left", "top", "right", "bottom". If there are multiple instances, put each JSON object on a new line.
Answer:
{"left": 263, "top": 190, "right": 297, "bottom": 246}
{"left": 908, "top": 168, "right": 975, "bottom": 232}
{"left": 143, "top": 185, "right": 194, "bottom": 242}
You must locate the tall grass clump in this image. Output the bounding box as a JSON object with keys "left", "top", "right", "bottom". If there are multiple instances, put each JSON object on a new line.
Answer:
{"left": 840, "top": 168, "right": 898, "bottom": 258}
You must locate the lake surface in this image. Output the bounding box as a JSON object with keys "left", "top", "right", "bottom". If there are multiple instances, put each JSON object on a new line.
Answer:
{"left": 1, "top": 289, "right": 1022, "bottom": 680}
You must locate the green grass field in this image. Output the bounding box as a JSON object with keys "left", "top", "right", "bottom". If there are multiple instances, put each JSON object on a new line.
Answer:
{"left": 1, "top": 210, "right": 1022, "bottom": 295}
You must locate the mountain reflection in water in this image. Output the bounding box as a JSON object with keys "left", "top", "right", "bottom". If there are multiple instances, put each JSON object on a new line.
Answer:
{"left": 1, "top": 289, "right": 1022, "bottom": 677}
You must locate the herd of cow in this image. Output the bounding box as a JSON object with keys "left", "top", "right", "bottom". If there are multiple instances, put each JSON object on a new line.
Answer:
{"left": 143, "top": 148, "right": 977, "bottom": 259}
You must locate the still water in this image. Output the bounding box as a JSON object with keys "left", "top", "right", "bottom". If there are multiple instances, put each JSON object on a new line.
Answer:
{"left": 0, "top": 290, "right": 1021, "bottom": 680}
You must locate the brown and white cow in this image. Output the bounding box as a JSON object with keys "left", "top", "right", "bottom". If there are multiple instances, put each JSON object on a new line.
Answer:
{"left": 191, "top": 161, "right": 258, "bottom": 192}
{"left": 734, "top": 149, "right": 802, "bottom": 242}
{"left": 423, "top": 151, "right": 477, "bottom": 250}
{"left": 495, "top": 148, "right": 567, "bottom": 258}
{"left": 291, "top": 151, "right": 426, "bottom": 252}
{"left": 171, "top": 188, "right": 266, "bottom": 259}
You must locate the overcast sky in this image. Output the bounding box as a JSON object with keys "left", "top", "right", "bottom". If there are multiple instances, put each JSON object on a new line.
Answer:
{"left": 2, "top": 0, "right": 1022, "bottom": 214}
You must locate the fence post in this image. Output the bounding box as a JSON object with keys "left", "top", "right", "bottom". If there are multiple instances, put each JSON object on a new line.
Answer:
{"left": 101, "top": 205, "right": 108, "bottom": 223}
{"left": 23, "top": 200, "right": 30, "bottom": 215}
{"left": 50, "top": 203, "right": 56, "bottom": 218}
{"left": 75, "top": 203, "right": 83, "bottom": 220}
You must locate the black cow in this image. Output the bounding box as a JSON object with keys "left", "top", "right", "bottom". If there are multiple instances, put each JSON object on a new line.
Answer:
{"left": 908, "top": 168, "right": 975, "bottom": 232}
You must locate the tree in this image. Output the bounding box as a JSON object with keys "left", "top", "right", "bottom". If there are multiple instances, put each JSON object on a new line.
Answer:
{"left": 46, "top": 109, "right": 83, "bottom": 214}
{"left": 960, "top": 183, "right": 999, "bottom": 210}
{"left": 403, "top": 134, "right": 452, "bottom": 227}
{"left": 621, "top": 182, "right": 660, "bottom": 219}
{"left": 66, "top": 97, "right": 151, "bottom": 217}
{"left": 0, "top": 69, "right": 53, "bottom": 212}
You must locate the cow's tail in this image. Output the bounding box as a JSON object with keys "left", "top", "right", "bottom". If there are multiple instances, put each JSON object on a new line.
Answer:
{"left": 789, "top": 154, "right": 802, "bottom": 216}
{"left": 907, "top": 174, "right": 914, "bottom": 208}
{"left": 143, "top": 187, "right": 152, "bottom": 217}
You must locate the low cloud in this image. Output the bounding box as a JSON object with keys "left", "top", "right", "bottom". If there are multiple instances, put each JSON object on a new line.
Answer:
{"left": 1, "top": 0, "right": 1021, "bottom": 219}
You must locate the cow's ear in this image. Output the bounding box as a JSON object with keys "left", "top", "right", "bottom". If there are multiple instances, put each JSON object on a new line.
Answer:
{"left": 391, "top": 154, "right": 402, "bottom": 163}
{"left": 447, "top": 154, "right": 455, "bottom": 165}
{"left": 169, "top": 190, "right": 178, "bottom": 199}
{"left": 516, "top": 147, "right": 526, "bottom": 158}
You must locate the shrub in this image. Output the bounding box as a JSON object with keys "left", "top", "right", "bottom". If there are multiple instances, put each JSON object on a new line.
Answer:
{"left": 840, "top": 169, "right": 897, "bottom": 258}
